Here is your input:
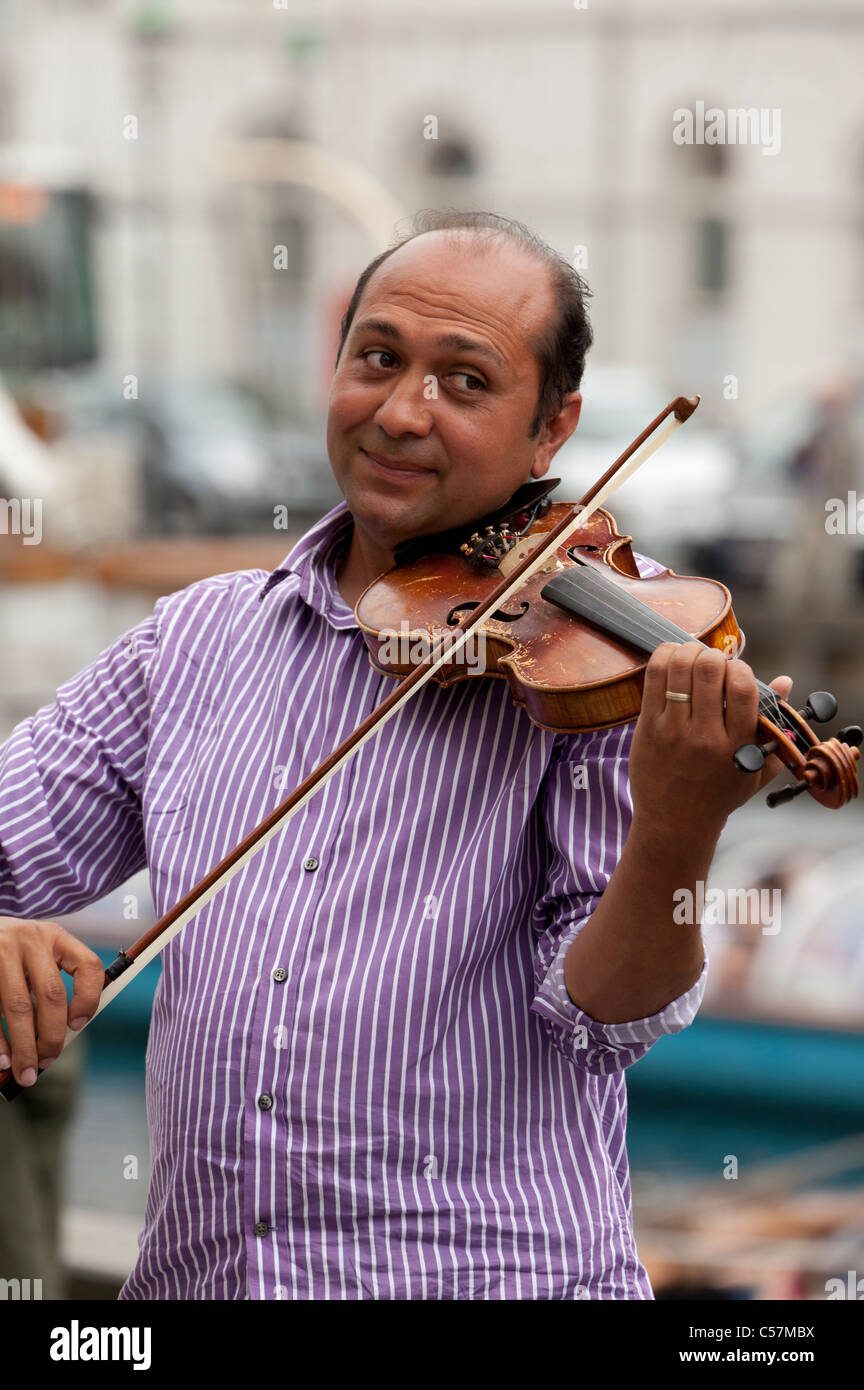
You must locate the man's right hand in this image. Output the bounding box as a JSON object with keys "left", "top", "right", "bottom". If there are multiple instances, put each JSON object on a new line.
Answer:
{"left": 0, "top": 918, "right": 105, "bottom": 1087}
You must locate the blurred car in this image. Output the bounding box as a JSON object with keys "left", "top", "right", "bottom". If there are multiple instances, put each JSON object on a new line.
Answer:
{"left": 49, "top": 374, "right": 341, "bottom": 535}
{"left": 680, "top": 383, "right": 864, "bottom": 592}
{"left": 680, "top": 393, "right": 807, "bottom": 589}
{"left": 552, "top": 363, "right": 738, "bottom": 573}
{"left": 135, "top": 382, "right": 339, "bottom": 533}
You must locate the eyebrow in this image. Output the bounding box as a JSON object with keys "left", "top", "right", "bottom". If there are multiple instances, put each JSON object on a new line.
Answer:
{"left": 351, "top": 317, "right": 507, "bottom": 369}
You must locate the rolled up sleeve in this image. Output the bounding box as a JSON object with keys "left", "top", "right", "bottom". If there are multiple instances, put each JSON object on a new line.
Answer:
{"left": 529, "top": 720, "right": 708, "bottom": 1074}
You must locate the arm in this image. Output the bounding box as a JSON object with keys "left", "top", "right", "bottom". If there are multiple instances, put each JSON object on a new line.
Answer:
{"left": 0, "top": 612, "right": 160, "bottom": 1086}
{"left": 562, "top": 641, "right": 792, "bottom": 1022}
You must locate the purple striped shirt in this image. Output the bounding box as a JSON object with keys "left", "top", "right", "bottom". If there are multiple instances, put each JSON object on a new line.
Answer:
{"left": 0, "top": 500, "right": 706, "bottom": 1299}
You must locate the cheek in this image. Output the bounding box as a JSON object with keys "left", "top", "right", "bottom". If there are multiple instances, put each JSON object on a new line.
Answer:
{"left": 439, "top": 414, "right": 512, "bottom": 473}
{"left": 328, "top": 381, "right": 375, "bottom": 437}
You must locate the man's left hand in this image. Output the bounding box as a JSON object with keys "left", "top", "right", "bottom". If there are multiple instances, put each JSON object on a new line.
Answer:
{"left": 628, "top": 641, "right": 793, "bottom": 837}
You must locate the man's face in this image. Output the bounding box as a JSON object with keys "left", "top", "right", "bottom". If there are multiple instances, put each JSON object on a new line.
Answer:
{"left": 326, "top": 231, "right": 581, "bottom": 550}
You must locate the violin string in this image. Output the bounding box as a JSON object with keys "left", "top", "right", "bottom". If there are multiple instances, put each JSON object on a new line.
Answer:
{"left": 542, "top": 565, "right": 784, "bottom": 725}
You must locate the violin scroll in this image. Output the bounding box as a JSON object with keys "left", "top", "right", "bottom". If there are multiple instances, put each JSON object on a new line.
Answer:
{"left": 734, "top": 690, "right": 862, "bottom": 809}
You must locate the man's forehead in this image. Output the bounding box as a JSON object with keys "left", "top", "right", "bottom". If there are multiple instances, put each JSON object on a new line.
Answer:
{"left": 352, "top": 232, "right": 553, "bottom": 353}
{"left": 368, "top": 230, "right": 548, "bottom": 296}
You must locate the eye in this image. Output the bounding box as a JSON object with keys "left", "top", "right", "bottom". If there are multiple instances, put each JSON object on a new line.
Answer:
{"left": 448, "top": 372, "right": 487, "bottom": 393}
{"left": 360, "top": 349, "right": 398, "bottom": 370}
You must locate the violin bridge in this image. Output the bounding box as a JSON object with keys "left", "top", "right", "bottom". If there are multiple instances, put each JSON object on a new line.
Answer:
{"left": 496, "top": 532, "right": 563, "bottom": 579}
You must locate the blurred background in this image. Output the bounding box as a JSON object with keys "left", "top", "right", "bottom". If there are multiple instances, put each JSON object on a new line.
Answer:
{"left": 0, "top": 0, "right": 863, "bottom": 1301}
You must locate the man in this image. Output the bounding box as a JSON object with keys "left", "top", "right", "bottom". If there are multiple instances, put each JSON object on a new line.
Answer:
{"left": 0, "top": 210, "right": 790, "bottom": 1299}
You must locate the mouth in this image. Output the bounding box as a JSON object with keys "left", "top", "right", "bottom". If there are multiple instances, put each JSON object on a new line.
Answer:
{"left": 359, "top": 448, "right": 437, "bottom": 480}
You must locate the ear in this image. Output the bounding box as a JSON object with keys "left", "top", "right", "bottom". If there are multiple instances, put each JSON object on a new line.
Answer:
{"left": 530, "top": 391, "right": 582, "bottom": 478}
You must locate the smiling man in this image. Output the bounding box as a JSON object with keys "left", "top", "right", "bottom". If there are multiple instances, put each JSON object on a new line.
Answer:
{"left": 0, "top": 210, "right": 791, "bottom": 1300}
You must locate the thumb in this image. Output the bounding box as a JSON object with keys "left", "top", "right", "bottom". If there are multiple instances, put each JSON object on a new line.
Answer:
{"left": 753, "top": 674, "right": 795, "bottom": 792}
{"left": 768, "top": 674, "right": 793, "bottom": 703}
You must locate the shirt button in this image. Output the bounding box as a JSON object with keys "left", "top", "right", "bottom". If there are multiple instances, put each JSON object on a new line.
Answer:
{"left": 253, "top": 1221, "right": 269, "bottom": 1237}
{"left": 303, "top": 856, "right": 319, "bottom": 871}
{"left": 258, "top": 1092, "right": 273, "bottom": 1111}
{"left": 272, "top": 967, "right": 288, "bottom": 983}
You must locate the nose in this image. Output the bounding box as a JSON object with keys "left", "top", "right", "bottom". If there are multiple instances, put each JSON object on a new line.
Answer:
{"left": 372, "top": 370, "right": 434, "bottom": 438}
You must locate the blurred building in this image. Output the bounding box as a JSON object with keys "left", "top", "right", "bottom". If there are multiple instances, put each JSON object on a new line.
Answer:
{"left": 1, "top": 0, "right": 864, "bottom": 1302}
{"left": 0, "top": 0, "right": 863, "bottom": 427}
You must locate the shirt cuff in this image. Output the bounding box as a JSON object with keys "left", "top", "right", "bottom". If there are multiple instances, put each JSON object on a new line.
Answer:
{"left": 530, "top": 927, "right": 708, "bottom": 1074}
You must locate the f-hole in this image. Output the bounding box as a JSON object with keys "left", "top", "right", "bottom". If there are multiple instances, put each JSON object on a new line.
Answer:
{"left": 446, "top": 599, "right": 530, "bottom": 626}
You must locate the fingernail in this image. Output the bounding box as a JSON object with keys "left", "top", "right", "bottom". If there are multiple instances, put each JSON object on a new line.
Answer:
{"left": 69, "top": 1017, "right": 87, "bottom": 1031}
{"left": 38, "top": 1057, "right": 58, "bottom": 1070}
{"left": 20, "top": 1068, "right": 37, "bottom": 1086}
{"left": 0, "top": 1054, "right": 10, "bottom": 1070}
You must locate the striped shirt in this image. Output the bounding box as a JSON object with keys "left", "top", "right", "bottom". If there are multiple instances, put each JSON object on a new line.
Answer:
{"left": 0, "top": 499, "right": 707, "bottom": 1300}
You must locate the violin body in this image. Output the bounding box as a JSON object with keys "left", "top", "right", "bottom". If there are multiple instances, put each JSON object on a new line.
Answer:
{"left": 356, "top": 504, "right": 741, "bottom": 733}
{"left": 356, "top": 493, "right": 860, "bottom": 807}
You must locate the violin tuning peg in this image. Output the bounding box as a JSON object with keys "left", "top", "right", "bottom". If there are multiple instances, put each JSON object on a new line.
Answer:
{"left": 485, "top": 525, "right": 495, "bottom": 533}
{"left": 460, "top": 543, "right": 472, "bottom": 555}
{"left": 799, "top": 691, "right": 838, "bottom": 724}
{"left": 766, "top": 781, "right": 809, "bottom": 808}
{"left": 734, "top": 743, "right": 766, "bottom": 774}
{"left": 838, "top": 725, "right": 864, "bottom": 747}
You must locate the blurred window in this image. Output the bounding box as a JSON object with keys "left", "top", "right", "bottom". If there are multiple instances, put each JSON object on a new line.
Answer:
{"left": 697, "top": 216, "right": 730, "bottom": 295}
{"left": 0, "top": 185, "right": 97, "bottom": 370}
{"left": 426, "top": 137, "right": 477, "bottom": 178}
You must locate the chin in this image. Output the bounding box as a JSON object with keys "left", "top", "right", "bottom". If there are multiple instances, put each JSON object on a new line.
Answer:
{"left": 353, "top": 488, "right": 439, "bottom": 544}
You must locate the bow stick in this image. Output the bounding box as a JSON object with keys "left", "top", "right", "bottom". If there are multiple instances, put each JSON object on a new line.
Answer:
{"left": 0, "top": 395, "right": 699, "bottom": 1100}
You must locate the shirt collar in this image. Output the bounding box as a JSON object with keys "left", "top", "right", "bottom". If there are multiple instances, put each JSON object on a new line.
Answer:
{"left": 259, "top": 500, "right": 359, "bottom": 631}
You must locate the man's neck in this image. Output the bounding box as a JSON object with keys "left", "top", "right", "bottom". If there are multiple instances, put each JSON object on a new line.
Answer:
{"left": 335, "top": 524, "right": 395, "bottom": 610}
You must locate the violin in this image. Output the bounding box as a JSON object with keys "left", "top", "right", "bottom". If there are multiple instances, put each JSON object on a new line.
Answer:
{"left": 2, "top": 394, "right": 858, "bottom": 1102}
{"left": 355, "top": 482, "right": 862, "bottom": 810}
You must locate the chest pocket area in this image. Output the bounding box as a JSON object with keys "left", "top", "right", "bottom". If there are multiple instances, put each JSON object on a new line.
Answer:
{"left": 143, "top": 692, "right": 221, "bottom": 818}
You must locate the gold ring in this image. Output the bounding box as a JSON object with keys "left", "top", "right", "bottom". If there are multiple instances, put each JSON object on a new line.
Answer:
{"left": 665, "top": 690, "right": 692, "bottom": 703}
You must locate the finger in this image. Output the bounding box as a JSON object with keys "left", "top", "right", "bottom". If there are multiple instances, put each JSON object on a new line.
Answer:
{"left": 23, "top": 949, "right": 70, "bottom": 1067}
{"left": 640, "top": 643, "right": 678, "bottom": 722}
{"left": 689, "top": 645, "right": 728, "bottom": 741}
{"left": 53, "top": 929, "right": 106, "bottom": 1031}
{"left": 0, "top": 940, "right": 41, "bottom": 1086}
{"left": 755, "top": 675, "right": 796, "bottom": 788}
{"left": 662, "top": 642, "right": 702, "bottom": 727}
{"left": 768, "top": 675, "right": 793, "bottom": 704}
{"left": 723, "top": 658, "right": 760, "bottom": 747}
